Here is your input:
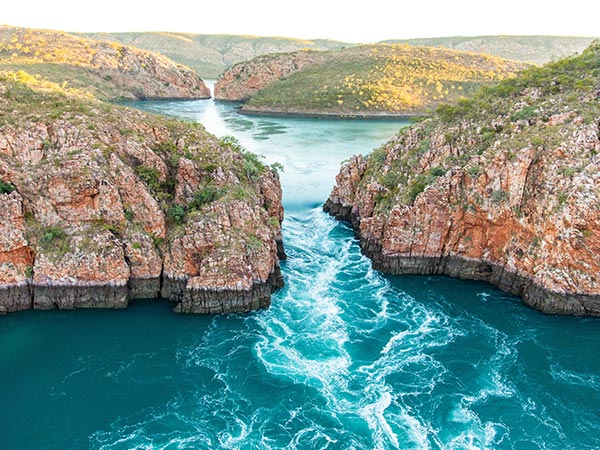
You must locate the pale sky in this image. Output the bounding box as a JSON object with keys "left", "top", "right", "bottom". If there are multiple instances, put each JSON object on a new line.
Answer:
{"left": 3, "top": 0, "right": 598, "bottom": 42}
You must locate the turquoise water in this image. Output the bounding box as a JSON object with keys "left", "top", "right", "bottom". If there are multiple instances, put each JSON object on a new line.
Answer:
{"left": 1, "top": 94, "right": 600, "bottom": 449}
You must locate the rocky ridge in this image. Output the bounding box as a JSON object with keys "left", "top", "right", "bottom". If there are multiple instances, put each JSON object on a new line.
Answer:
{"left": 215, "top": 44, "right": 527, "bottom": 117}
{"left": 386, "top": 35, "right": 596, "bottom": 65}
{"left": 325, "top": 42, "right": 600, "bottom": 316}
{"left": 0, "top": 26, "right": 211, "bottom": 100}
{"left": 82, "top": 32, "right": 348, "bottom": 79}
{"left": 0, "top": 74, "right": 284, "bottom": 315}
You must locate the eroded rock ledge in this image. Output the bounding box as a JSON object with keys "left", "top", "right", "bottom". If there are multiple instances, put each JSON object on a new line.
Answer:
{"left": 325, "top": 198, "right": 600, "bottom": 316}
{"left": 0, "top": 79, "right": 284, "bottom": 315}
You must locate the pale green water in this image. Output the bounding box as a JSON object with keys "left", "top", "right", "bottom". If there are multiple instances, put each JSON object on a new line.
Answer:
{"left": 1, "top": 94, "right": 599, "bottom": 449}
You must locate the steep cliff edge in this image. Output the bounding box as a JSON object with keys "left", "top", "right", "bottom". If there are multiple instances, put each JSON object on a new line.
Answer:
{"left": 0, "top": 73, "right": 284, "bottom": 315}
{"left": 214, "top": 50, "right": 327, "bottom": 101}
{"left": 0, "top": 26, "right": 210, "bottom": 100}
{"left": 215, "top": 45, "right": 527, "bottom": 117}
{"left": 325, "top": 42, "right": 600, "bottom": 316}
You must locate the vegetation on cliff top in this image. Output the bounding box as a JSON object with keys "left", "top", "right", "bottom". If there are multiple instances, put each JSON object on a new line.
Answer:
{"left": 0, "top": 26, "right": 209, "bottom": 101}
{"left": 0, "top": 70, "right": 273, "bottom": 212}
{"left": 361, "top": 40, "right": 600, "bottom": 213}
{"left": 234, "top": 44, "right": 527, "bottom": 116}
{"left": 0, "top": 67, "right": 282, "bottom": 298}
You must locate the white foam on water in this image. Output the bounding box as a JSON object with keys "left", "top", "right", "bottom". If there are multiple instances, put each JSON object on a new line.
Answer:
{"left": 358, "top": 390, "right": 400, "bottom": 449}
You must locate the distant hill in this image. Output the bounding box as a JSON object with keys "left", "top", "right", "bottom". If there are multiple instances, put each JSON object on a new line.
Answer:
{"left": 215, "top": 44, "right": 528, "bottom": 117}
{"left": 0, "top": 26, "right": 210, "bottom": 100}
{"left": 384, "top": 36, "right": 596, "bottom": 65}
{"left": 81, "top": 32, "right": 350, "bottom": 78}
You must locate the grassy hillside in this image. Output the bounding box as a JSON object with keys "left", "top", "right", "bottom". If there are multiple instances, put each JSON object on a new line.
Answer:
{"left": 385, "top": 35, "right": 596, "bottom": 65}
{"left": 82, "top": 32, "right": 350, "bottom": 78}
{"left": 0, "top": 26, "right": 209, "bottom": 100}
{"left": 361, "top": 40, "right": 600, "bottom": 214}
{"left": 237, "top": 44, "right": 527, "bottom": 116}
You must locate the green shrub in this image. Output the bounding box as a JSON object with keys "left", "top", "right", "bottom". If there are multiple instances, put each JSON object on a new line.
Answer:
{"left": 490, "top": 189, "right": 508, "bottom": 204}
{"left": 134, "top": 165, "right": 176, "bottom": 202}
{"left": 407, "top": 177, "right": 427, "bottom": 203}
{"left": 429, "top": 166, "right": 446, "bottom": 177}
{"left": 370, "top": 146, "right": 387, "bottom": 163}
{"left": 0, "top": 179, "right": 15, "bottom": 194}
{"left": 270, "top": 161, "right": 285, "bottom": 174}
{"left": 468, "top": 165, "right": 483, "bottom": 177}
{"left": 40, "top": 226, "right": 65, "bottom": 243}
{"left": 246, "top": 234, "right": 263, "bottom": 252}
{"left": 218, "top": 135, "right": 245, "bottom": 153}
{"left": 135, "top": 166, "right": 161, "bottom": 191}
{"left": 190, "top": 185, "right": 223, "bottom": 209}
{"left": 167, "top": 204, "right": 187, "bottom": 223}
{"left": 123, "top": 207, "right": 134, "bottom": 222}
{"left": 510, "top": 106, "right": 537, "bottom": 122}
{"left": 437, "top": 104, "right": 463, "bottom": 122}
{"left": 381, "top": 171, "right": 401, "bottom": 189}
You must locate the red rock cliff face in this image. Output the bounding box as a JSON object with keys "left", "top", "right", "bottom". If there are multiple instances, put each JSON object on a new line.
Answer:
{"left": 90, "top": 42, "right": 212, "bottom": 100}
{"left": 214, "top": 50, "right": 325, "bottom": 101}
{"left": 326, "top": 45, "right": 600, "bottom": 316}
{"left": 0, "top": 90, "right": 283, "bottom": 314}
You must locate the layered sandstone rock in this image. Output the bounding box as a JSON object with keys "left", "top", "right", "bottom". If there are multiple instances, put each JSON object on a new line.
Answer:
{"left": 0, "top": 77, "right": 283, "bottom": 314}
{"left": 326, "top": 43, "right": 600, "bottom": 316}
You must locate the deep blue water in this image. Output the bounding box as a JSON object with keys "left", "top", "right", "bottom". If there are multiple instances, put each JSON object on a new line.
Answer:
{"left": 1, "top": 87, "right": 600, "bottom": 449}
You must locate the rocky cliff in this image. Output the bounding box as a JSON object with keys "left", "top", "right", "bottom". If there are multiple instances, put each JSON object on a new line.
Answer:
{"left": 214, "top": 50, "right": 326, "bottom": 101}
{"left": 215, "top": 45, "right": 527, "bottom": 117}
{"left": 0, "top": 26, "right": 210, "bottom": 100}
{"left": 0, "top": 73, "right": 284, "bottom": 315}
{"left": 325, "top": 42, "right": 600, "bottom": 316}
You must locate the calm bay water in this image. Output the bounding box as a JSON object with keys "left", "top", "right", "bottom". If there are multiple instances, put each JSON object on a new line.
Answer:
{"left": 1, "top": 89, "right": 600, "bottom": 449}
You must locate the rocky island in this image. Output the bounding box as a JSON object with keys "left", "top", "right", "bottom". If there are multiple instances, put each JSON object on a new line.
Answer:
{"left": 325, "top": 42, "right": 600, "bottom": 316}
{"left": 215, "top": 44, "right": 527, "bottom": 118}
{"left": 0, "top": 69, "right": 284, "bottom": 315}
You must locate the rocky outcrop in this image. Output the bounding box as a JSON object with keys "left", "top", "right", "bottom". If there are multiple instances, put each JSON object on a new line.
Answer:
{"left": 215, "top": 44, "right": 527, "bottom": 117}
{"left": 326, "top": 43, "right": 600, "bottom": 316}
{"left": 0, "top": 77, "right": 283, "bottom": 314}
{"left": 214, "top": 50, "right": 326, "bottom": 101}
{"left": 0, "top": 26, "right": 210, "bottom": 100}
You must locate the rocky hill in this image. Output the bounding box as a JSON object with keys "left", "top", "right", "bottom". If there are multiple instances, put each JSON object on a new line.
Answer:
{"left": 214, "top": 44, "right": 527, "bottom": 117}
{"left": 80, "top": 33, "right": 595, "bottom": 79}
{"left": 0, "top": 71, "right": 284, "bottom": 315}
{"left": 82, "top": 32, "right": 349, "bottom": 79}
{"left": 0, "top": 26, "right": 210, "bottom": 100}
{"left": 214, "top": 50, "right": 328, "bottom": 101}
{"left": 325, "top": 41, "right": 600, "bottom": 316}
{"left": 386, "top": 35, "right": 596, "bottom": 65}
